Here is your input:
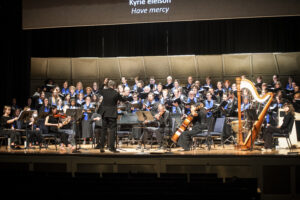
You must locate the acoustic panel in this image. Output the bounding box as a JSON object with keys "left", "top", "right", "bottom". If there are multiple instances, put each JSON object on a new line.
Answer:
{"left": 196, "top": 55, "right": 223, "bottom": 77}
{"left": 276, "top": 52, "right": 300, "bottom": 75}
{"left": 72, "top": 58, "right": 98, "bottom": 80}
{"left": 223, "top": 54, "right": 251, "bottom": 76}
{"left": 252, "top": 54, "right": 277, "bottom": 75}
{"left": 47, "top": 58, "right": 71, "bottom": 80}
{"left": 144, "top": 56, "right": 170, "bottom": 79}
{"left": 31, "top": 58, "right": 48, "bottom": 79}
{"left": 170, "top": 56, "right": 197, "bottom": 78}
{"left": 98, "top": 58, "right": 120, "bottom": 80}
{"left": 118, "top": 57, "right": 145, "bottom": 80}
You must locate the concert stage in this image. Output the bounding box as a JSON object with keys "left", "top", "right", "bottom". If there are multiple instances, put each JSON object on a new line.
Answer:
{"left": 0, "top": 144, "right": 299, "bottom": 199}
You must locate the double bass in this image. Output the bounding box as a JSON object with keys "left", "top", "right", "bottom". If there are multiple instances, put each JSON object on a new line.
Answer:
{"left": 171, "top": 103, "right": 204, "bottom": 143}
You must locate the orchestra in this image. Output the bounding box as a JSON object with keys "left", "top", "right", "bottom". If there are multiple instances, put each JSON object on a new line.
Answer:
{"left": 0, "top": 74, "right": 299, "bottom": 153}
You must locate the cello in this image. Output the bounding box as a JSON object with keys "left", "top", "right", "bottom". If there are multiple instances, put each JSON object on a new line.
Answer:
{"left": 171, "top": 103, "right": 204, "bottom": 143}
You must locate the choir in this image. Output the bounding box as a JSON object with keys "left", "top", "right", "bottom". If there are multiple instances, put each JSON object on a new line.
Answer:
{"left": 0, "top": 74, "right": 299, "bottom": 152}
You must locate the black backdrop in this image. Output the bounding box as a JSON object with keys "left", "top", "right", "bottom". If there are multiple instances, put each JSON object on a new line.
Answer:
{"left": 1, "top": 0, "right": 300, "bottom": 108}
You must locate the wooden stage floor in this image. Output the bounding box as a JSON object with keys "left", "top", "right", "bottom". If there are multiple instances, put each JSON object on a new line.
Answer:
{"left": 0, "top": 143, "right": 299, "bottom": 156}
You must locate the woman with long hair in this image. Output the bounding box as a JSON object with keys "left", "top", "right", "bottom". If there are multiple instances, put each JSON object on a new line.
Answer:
{"left": 262, "top": 103, "right": 295, "bottom": 150}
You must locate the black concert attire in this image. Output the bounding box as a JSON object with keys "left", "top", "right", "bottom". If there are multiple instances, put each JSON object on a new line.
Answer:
{"left": 0, "top": 116, "right": 21, "bottom": 145}
{"left": 178, "top": 108, "right": 208, "bottom": 151}
{"left": 142, "top": 110, "right": 170, "bottom": 147}
{"left": 263, "top": 112, "right": 295, "bottom": 149}
{"left": 293, "top": 99, "right": 300, "bottom": 113}
{"left": 45, "top": 115, "right": 70, "bottom": 146}
{"left": 98, "top": 88, "right": 126, "bottom": 151}
{"left": 81, "top": 103, "right": 94, "bottom": 138}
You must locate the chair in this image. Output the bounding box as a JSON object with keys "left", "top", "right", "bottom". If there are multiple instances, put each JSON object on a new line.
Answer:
{"left": 38, "top": 119, "right": 58, "bottom": 151}
{"left": 272, "top": 117, "right": 295, "bottom": 150}
{"left": 208, "top": 117, "right": 226, "bottom": 148}
{"left": 193, "top": 117, "right": 226, "bottom": 150}
{"left": 192, "top": 117, "right": 215, "bottom": 150}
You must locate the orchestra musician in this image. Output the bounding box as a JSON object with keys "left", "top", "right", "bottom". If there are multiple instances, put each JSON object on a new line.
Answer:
{"left": 262, "top": 103, "right": 295, "bottom": 151}
{"left": 178, "top": 103, "right": 208, "bottom": 151}
{"left": 141, "top": 104, "right": 170, "bottom": 150}
{"left": 44, "top": 106, "right": 75, "bottom": 152}
{"left": 0, "top": 106, "right": 21, "bottom": 149}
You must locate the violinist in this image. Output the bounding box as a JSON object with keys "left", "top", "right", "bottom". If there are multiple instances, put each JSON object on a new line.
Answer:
{"left": 178, "top": 103, "right": 208, "bottom": 151}
{"left": 45, "top": 106, "right": 74, "bottom": 152}
{"left": 140, "top": 104, "right": 170, "bottom": 150}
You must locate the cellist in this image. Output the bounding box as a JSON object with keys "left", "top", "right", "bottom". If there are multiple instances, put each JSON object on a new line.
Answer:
{"left": 177, "top": 103, "right": 208, "bottom": 151}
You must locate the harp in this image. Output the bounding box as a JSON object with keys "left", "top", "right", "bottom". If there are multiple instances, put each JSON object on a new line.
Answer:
{"left": 236, "top": 77, "right": 274, "bottom": 150}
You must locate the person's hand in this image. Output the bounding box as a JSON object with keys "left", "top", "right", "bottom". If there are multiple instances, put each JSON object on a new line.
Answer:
{"left": 58, "top": 123, "right": 63, "bottom": 128}
{"left": 155, "top": 114, "right": 160, "bottom": 120}
{"left": 94, "top": 117, "right": 101, "bottom": 121}
{"left": 143, "top": 120, "right": 148, "bottom": 124}
{"left": 14, "top": 117, "right": 18, "bottom": 121}
{"left": 267, "top": 124, "right": 271, "bottom": 127}
{"left": 36, "top": 128, "right": 40, "bottom": 131}
{"left": 173, "top": 102, "right": 178, "bottom": 107}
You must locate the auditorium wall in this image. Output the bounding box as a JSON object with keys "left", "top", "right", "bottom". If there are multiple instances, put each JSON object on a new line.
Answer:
{"left": 31, "top": 52, "right": 300, "bottom": 93}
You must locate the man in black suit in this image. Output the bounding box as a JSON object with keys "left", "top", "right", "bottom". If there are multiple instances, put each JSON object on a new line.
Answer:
{"left": 98, "top": 80, "right": 126, "bottom": 153}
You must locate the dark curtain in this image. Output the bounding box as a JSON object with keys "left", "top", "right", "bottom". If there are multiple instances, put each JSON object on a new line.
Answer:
{"left": 1, "top": 0, "right": 300, "bottom": 108}
{"left": 27, "top": 17, "right": 300, "bottom": 58}
{"left": 0, "top": 1, "right": 30, "bottom": 109}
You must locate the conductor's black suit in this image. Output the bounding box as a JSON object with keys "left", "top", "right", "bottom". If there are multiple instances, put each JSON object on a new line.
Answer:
{"left": 98, "top": 88, "right": 125, "bottom": 151}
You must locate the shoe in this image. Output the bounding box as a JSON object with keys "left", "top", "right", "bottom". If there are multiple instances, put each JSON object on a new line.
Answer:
{"left": 109, "top": 149, "right": 119, "bottom": 153}
{"left": 136, "top": 145, "right": 142, "bottom": 150}
{"left": 100, "top": 148, "right": 105, "bottom": 153}
{"left": 94, "top": 144, "right": 101, "bottom": 149}
{"left": 12, "top": 145, "right": 22, "bottom": 150}
{"left": 261, "top": 147, "right": 272, "bottom": 152}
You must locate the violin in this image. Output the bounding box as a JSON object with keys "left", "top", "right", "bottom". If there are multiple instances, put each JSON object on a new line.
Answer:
{"left": 53, "top": 113, "right": 67, "bottom": 119}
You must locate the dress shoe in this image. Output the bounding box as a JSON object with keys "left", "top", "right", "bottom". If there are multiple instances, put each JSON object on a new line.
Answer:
{"left": 100, "top": 148, "right": 105, "bottom": 153}
{"left": 109, "top": 149, "right": 119, "bottom": 153}
{"left": 94, "top": 144, "right": 101, "bottom": 149}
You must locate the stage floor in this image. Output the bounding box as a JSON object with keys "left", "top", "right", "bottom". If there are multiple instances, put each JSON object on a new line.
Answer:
{"left": 0, "top": 143, "right": 299, "bottom": 156}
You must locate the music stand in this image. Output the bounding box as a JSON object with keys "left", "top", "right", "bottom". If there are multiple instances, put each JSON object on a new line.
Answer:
{"left": 66, "top": 109, "right": 83, "bottom": 152}
{"left": 245, "top": 109, "right": 258, "bottom": 151}
{"left": 18, "top": 110, "right": 35, "bottom": 149}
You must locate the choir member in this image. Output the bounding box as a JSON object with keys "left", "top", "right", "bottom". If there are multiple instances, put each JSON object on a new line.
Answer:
{"left": 39, "top": 98, "right": 50, "bottom": 114}
{"left": 75, "top": 81, "right": 84, "bottom": 95}
{"left": 69, "top": 86, "right": 77, "bottom": 98}
{"left": 92, "top": 82, "right": 99, "bottom": 95}
{"left": 81, "top": 96, "right": 94, "bottom": 144}
{"left": 61, "top": 81, "right": 69, "bottom": 96}
{"left": 165, "top": 76, "right": 174, "bottom": 89}
{"left": 186, "top": 76, "right": 193, "bottom": 91}
{"left": 204, "top": 92, "right": 215, "bottom": 118}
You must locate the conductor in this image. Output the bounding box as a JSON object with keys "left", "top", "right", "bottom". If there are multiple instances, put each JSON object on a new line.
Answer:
{"left": 98, "top": 80, "right": 126, "bottom": 153}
